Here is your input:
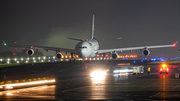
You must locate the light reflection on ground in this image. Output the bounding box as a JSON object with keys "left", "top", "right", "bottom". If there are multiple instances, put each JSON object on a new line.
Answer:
{"left": 91, "top": 73, "right": 107, "bottom": 100}
{"left": 0, "top": 85, "right": 55, "bottom": 99}
{"left": 114, "top": 73, "right": 129, "bottom": 81}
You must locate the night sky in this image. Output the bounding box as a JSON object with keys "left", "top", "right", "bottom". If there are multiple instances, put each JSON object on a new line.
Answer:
{"left": 0, "top": 0, "right": 180, "bottom": 57}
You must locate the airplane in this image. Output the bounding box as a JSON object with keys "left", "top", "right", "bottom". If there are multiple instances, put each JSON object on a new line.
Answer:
{"left": 2, "top": 15, "right": 178, "bottom": 61}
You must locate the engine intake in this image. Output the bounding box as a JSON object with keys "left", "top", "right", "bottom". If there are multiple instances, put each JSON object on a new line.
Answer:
{"left": 26, "top": 49, "right": 34, "bottom": 56}
{"left": 55, "top": 52, "right": 62, "bottom": 59}
{"left": 111, "top": 53, "right": 118, "bottom": 59}
{"left": 142, "top": 49, "right": 150, "bottom": 56}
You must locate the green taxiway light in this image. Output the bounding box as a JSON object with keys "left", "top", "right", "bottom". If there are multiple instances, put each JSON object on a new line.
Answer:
{"left": 4, "top": 43, "right": 6, "bottom": 46}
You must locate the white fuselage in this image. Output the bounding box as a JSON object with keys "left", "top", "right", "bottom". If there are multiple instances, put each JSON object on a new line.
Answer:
{"left": 75, "top": 38, "right": 99, "bottom": 58}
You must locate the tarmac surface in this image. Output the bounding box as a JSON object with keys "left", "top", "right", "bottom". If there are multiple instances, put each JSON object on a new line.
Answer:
{"left": 0, "top": 60, "right": 180, "bottom": 101}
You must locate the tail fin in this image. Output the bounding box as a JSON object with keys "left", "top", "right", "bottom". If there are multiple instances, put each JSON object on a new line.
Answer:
{"left": 91, "top": 14, "right": 95, "bottom": 39}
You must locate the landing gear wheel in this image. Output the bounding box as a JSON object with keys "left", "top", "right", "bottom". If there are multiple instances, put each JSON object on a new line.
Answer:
{"left": 69, "top": 59, "right": 72, "bottom": 63}
{"left": 73, "top": 59, "right": 76, "bottom": 63}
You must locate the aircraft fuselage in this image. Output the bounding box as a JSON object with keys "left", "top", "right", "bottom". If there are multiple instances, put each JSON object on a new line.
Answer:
{"left": 75, "top": 39, "right": 99, "bottom": 58}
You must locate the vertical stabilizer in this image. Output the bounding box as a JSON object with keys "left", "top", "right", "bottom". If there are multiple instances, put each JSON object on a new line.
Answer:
{"left": 91, "top": 14, "right": 95, "bottom": 39}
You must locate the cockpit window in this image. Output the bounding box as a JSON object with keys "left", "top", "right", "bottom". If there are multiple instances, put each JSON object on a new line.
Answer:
{"left": 78, "top": 46, "right": 87, "bottom": 48}
{"left": 88, "top": 42, "right": 92, "bottom": 46}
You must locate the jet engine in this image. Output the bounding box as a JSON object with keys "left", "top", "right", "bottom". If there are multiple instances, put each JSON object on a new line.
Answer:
{"left": 26, "top": 49, "right": 34, "bottom": 56}
{"left": 142, "top": 49, "right": 150, "bottom": 56}
{"left": 55, "top": 52, "right": 63, "bottom": 59}
{"left": 111, "top": 53, "right": 118, "bottom": 59}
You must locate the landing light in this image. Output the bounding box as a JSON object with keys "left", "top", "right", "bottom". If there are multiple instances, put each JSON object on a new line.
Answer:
{"left": 91, "top": 71, "right": 106, "bottom": 78}
{"left": 162, "top": 64, "right": 166, "bottom": 67}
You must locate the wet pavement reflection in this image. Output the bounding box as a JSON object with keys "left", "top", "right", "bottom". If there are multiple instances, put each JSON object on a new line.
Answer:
{"left": 1, "top": 63, "right": 180, "bottom": 100}
{"left": 91, "top": 75, "right": 106, "bottom": 100}
{"left": 0, "top": 85, "right": 55, "bottom": 99}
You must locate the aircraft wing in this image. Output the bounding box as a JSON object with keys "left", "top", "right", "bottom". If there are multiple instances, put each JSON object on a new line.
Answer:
{"left": 97, "top": 42, "right": 178, "bottom": 54}
{"left": 3, "top": 41, "right": 75, "bottom": 53}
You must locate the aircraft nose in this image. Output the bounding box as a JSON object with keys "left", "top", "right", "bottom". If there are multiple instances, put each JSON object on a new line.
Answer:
{"left": 79, "top": 42, "right": 90, "bottom": 57}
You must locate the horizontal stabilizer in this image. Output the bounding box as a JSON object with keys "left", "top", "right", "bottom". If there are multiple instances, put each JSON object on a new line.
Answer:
{"left": 98, "top": 37, "right": 121, "bottom": 42}
{"left": 67, "top": 38, "right": 83, "bottom": 41}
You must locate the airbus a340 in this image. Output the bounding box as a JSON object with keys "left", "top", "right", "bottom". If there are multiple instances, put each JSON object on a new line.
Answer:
{"left": 2, "top": 15, "right": 178, "bottom": 60}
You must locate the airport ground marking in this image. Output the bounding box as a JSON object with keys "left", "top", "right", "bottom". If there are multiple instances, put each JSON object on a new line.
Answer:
{"left": 149, "top": 92, "right": 160, "bottom": 98}
{"left": 61, "top": 86, "right": 89, "bottom": 93}
{"left": 171, "top": 85, "right": 179, "bottom": 91}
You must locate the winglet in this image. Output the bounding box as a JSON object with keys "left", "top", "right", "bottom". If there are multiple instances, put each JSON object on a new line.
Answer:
{"left": 2, "top": 40, "right": 7, "bottom": 46}
{"left": 173, "top": 41, "right": 178, "bottom": 46}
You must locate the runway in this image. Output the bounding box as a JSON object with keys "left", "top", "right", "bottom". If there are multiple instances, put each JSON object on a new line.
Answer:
{"left": 0, "top": 60, "right": 180, "bottom": 101}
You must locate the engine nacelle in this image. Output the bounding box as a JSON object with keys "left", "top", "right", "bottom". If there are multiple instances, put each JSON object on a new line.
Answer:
{"left": 111, "top": 53, "right": 118, "bottom": 59}
{"left": 55, "top": 52, "right": 63, "bottom": 59}
{"left": 142, "top": 49, "right": 150, "bottom": 56}
{"left": 26, "top": 49, "right": 34, "bottom": 56}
